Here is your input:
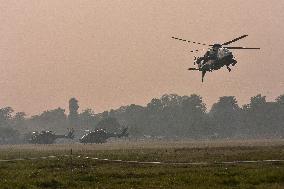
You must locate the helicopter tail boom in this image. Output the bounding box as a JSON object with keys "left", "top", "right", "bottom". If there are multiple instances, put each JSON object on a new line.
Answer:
{"left": 188, "top": 68, "right": 199, "bottom": 70}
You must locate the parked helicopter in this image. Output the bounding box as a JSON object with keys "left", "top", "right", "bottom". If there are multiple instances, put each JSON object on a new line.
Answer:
{"left": 172, "top": 35, "right": 260, "bottom": 82}
{"left": 28, "top": 129, "right": 74, "bottom": 144}
{"left": 79, "top": 128, "right": 128, "bottom": 144}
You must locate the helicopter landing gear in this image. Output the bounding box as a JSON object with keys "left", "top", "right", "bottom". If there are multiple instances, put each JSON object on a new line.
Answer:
{"left": 231, "top": 59, "right": 237, "bottom": 66}
{"left": 202, "top": 70, "right": 206, "bottom": 82}
{"left": 226, "top": 66, "right": 231, "bottom": 72}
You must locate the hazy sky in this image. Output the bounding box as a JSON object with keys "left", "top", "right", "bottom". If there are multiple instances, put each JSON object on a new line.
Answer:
{"left": 1, "top": 0, "right": 284, "bottom": 115}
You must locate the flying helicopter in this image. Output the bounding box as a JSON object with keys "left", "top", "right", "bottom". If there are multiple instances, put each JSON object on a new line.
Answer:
{"left": 172, "top": 35, "right": 260, "bottom": 82}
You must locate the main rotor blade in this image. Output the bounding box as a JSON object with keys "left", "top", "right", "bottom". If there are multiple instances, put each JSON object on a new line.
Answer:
{"left": 225, "top": 47, "right": 260, "bottom": 49}
{"left": 172, "top": 36, "right": 208, "bottom": 46}
{"left": 222, "top": 35, "right": 248, "bottom": 45}
{"left": 189, "top": 49, "right": 208, "bottom": 53}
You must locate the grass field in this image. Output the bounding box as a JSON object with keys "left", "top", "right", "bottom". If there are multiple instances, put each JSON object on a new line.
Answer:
{"left": 0, "top": 139, "right": 283, "bottom": 189}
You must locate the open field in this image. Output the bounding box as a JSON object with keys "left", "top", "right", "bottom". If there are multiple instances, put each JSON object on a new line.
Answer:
{"left": 0, "top": 139, "right": 284, "bottom": 189}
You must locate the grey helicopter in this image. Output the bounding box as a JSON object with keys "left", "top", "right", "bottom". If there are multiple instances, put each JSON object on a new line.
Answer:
{"left": 28, "top": 129, "right": 74, "bottom": 144}
{"left": 79, "top": 128, "right": 128, "bottom": 144}
{"left": 172, "top": 35, "right": 260, "bottom": 82}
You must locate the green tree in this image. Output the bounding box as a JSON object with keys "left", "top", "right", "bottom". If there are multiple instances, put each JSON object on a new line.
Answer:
{"left": 242, "top": 94, "right": 274, "bottom": 138}
{"left": 0, "top": 107, "right": 14, "bottom": 127}
{"left": 249, "top": 94, "right": 266, "bottom": 109}
{"left": 29, "top": 108, "right": 67, "bottom": 131}
{"left": 0, "top": 127, "right": 20, "bottom": 144}
{"left": 79, "top": 108, "right": 96, "bottom": 128}
{"left": 12, "top": 112, "right": 27, "bottom": 130}
{"left": 210, "top": 96, "right": 241, "bottom": 138}
{"left": 276, "top": 94, "right": 284, "bottom": 105}
{"left": 180, "top": 94, "right": 208, "bottom": 138}
{"left": 96, "top": 117, "right": 122, "bottom": 132}
{"left": 68, "top": 98, "right": 79, "bottom": 127}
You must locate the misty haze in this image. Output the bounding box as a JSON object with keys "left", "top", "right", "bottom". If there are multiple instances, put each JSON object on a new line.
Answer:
{"left": 0, "top": 1, "right": 283, "bottom": 188}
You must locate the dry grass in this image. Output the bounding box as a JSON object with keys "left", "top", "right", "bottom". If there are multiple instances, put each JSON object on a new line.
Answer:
{"left": 0, "top": 139, "right": 284, "bottom": 189}
{"left": 0, "top": 138, "right": 283, "bottom": 151}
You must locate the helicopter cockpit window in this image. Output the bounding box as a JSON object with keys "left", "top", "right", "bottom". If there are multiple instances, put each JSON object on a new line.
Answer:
{"left": 208, "top": 49, "right": 218, "bottom": 60}
{"left": 217, "top": 48, "right": 231, "bottom": 59}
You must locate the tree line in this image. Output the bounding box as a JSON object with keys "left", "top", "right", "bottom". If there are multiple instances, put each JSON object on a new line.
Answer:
{"left": 0, "top": 94, "right": 283, "bottom": 143}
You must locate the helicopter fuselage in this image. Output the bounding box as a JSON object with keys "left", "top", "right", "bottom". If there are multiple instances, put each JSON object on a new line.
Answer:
{"left": 28, "top": 129, "right": 74, "bottom": 144}
{"left": 79, "top": 128, "right": 128, "bottom": 144}
{"left": 188, "top": 47, "right": 238, "bottom": 82}
{"left": 172, "top": 34, "right": 260, "bottom": 82}
{"left": 195, "top": 47, "right": 236, "bottom": 72}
